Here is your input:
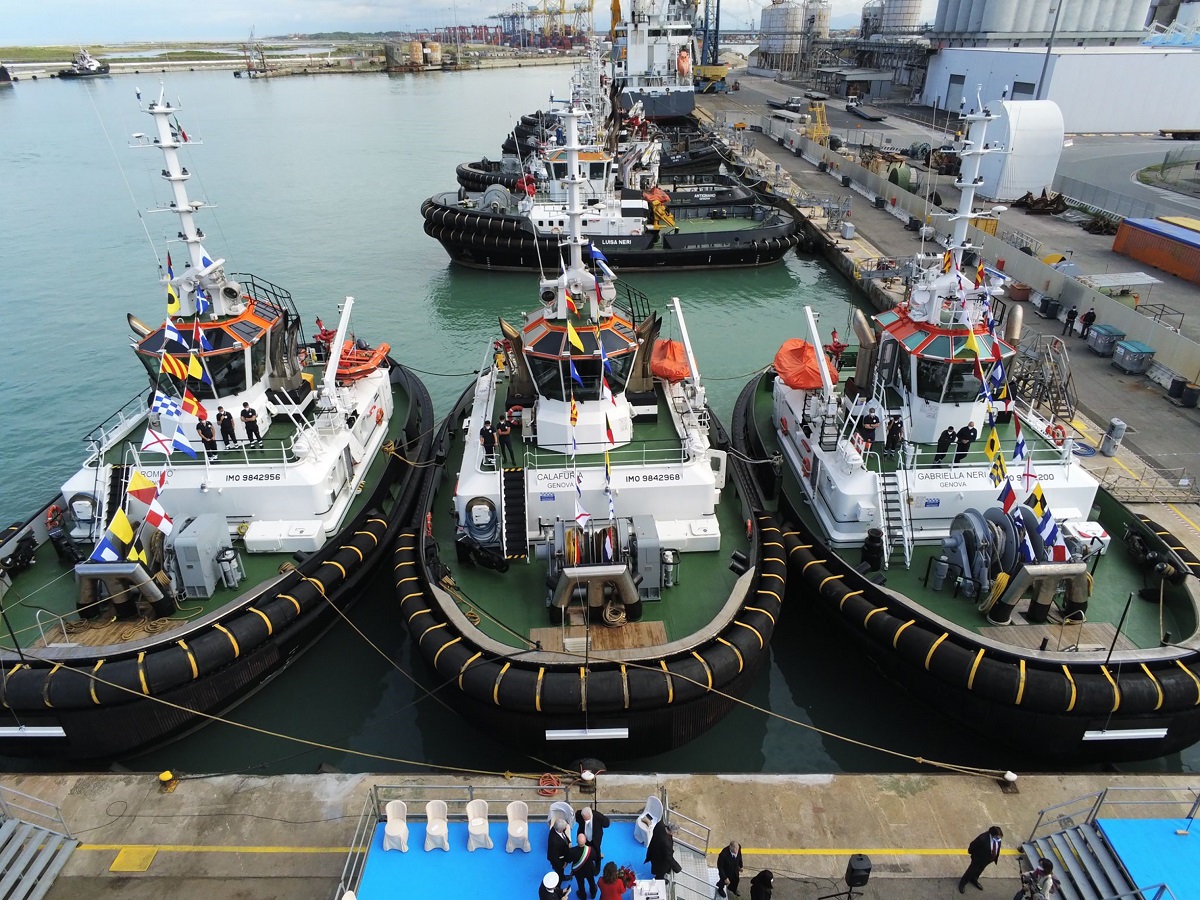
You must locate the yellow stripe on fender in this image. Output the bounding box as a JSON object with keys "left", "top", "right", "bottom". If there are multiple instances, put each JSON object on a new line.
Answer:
{"left": 579, "top": 667, "right": 588, "bottom": 711}
{"left": 893, "top": 620, "right": 915, "bottom": 650}
{"left": 802, "top": 558, "right": 827, "bottom": 572}
{"left": 732, "top": 620, "right": 764, "bottom": 649}
{"left": 924, "top": 634, "right": 948, "bottom": 671}
{"left": 535, "top": 668, "right": 545, "bottom": 712}
{"left": 302, "top": 576, "right": 328, "bottom": 598}
{"left": 1140, "top": 663, "right": 1164, "bottom": 711}
{"left": 1015, "top": 660, "right": 1026, "bottom": 705}
{"left": 249, "top": 607, "right": 273, "bottom": 635}
{"left": 762, "top": 571, "right": 785, "bottom": 583}
{"left": 967, "top": 648, "right": 985, "bottom": 689}
{"left": 279, "top": 594, "right": 302, "bottom": 615}
{"left": 459, "top": 652, "right": 482, "bottom": 689}
{"left": 43, "top": 664, "right": 61, "bottom": 708}
{"left": 692, "top": 652, "right": 713, "bottom": 691}
{"left": 137, "top": 651, "right": 150, "bottom": 695}
{"left": 788, "top": 543, "right": 813, "bottom": 555}
{"left": 756, "top": 589, "right": 782, "bottom": 606}
{"left": 493, "top": 662, "right": 510, "bottom": 706}
{"left": 431, "top": 634, "right": 459, "bottom": 666}
{"left": 418, "top": 622, "right": 449, "bottom": 643}
{"left": 341, "top": 545, "right": 364, "bottom": 562}
{"left": 862, "top": 607, "right": 885, "bottom": 627}
{"left": 819, "top": 574, "right": 844, "bottom": 591}
{"left": 90, "top": 661, "right": 104, "bottom": 705}
{"left": 1175, "top": 660, "right": 1200, "bottom": 705}
{"left": 322, "top": 560, "right": 347, "bottom": 579}
{"left": 214, "top": 624, "right": 241, "bottom": 658}
{"left": 620, "top": 665, "right": 630, "bottom": 708}
{"left": 178, "top": 641, "right": 199, "bottom": 679}
{"left": 1062, "top": 666, "right": 1077, "bottom": 711}
{"left": 1101, "top": 666, "right": 1121, "bottom": 712}
{"left": 838, "top": 590, "right": 863, "bottom": 612}
{"left": 660, "top": 661, "right": 674, "bottom": 704}
{"left": 407, "top": 608, "right": 432, "bottom": 624}
{"left": 716, "top": 637, "right": 744, "bottom": 674}
{"left": 744, "top": 606, "right": 775, "bottom": 626}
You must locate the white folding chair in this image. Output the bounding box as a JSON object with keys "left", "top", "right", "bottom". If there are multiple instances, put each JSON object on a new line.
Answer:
{"left": 467, "top": 798, "right": 493, "bottom": 851}
{"left": 383, "top": 799, "right": 408, "bottom": 852}
{"left": 506, "top": 800, "right": 531, "bottom": 853}
{"left": 425, "top": 799, "right": 449, "bottom": 851}
{"left": 547, "top": 799, "right": 575, "bottom": 828}
{"left": 635, "top": 795, "right": 663, "bottom": 846}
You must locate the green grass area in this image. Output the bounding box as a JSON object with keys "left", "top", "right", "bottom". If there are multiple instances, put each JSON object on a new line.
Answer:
{"left": 1137, "top": 165, "right": 1164, "bottom": 185}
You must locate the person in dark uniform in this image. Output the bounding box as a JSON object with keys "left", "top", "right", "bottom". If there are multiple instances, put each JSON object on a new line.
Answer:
{"left": 496, "top": 413, "right": 516, "bottom": 465}
{"left": 480, "top": 418, "right": 497, "bottom": 465}
{"left": 716, "top": 841, "right": 744, "bottom": 897}
{"left": 858, "top": 407, "right": 881, "bottom": 447}
{"left": 934, "top": 425, "right": 958, "bottom": 464}
{"left": 1062, "top": 305, "right": 1078, "bottom": 336}
{"left": 196, "top": 418, "right": 218, "bottom": 459}
{"left": 240, "top": 402, "right": 262, "bottom": 447}
{"left": 216, "top": 406, "right": 237, "bottom": 448}
{"left": 547, "top": 818, "right": 571, "bottom": 881}
{"left": 955, "top": 421, "right": 978, "bottom": 464}
{"left": 1079, "top": 307, "right": 1096, "bottom": 339}
{"left": 884, "top": 416, "right": 904, "bottom": 457}
{"left": 540, "top": 872, "right": 570, "bottom": 900}
{"left": 958, "top": 825, "right": 1003, "bottom": 893}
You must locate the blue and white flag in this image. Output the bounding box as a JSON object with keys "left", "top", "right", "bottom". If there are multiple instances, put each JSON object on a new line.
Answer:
{"left": 1037, "top": 508, "right": 1059, "bottom": 557}
{"left": 1012, "top": 417, "right": 1027, "bottom": 462}
{"left": 162, "top": 320, "right": 188, "bottom": 349}
{"left": 1013, "top": 513, "right": 1037, "bottom": 563}
{"left": 195, "top": 287, "right": 211, "bottom": 315}
{"left": 589, "top": 243, "right": 609, "bottom": 265}
{"left": 171, "top": 426, "right": 197, "bottom": 458}
{"left": 152, "top": 390, "right": 183, "bottom": 419}
{"left": 570, "top": 359, "right": 584, "bottom": 387}
{"left": 88, "top": 534, "right": 121, "bottom": 562}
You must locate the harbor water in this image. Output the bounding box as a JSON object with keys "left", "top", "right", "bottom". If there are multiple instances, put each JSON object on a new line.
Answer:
{"left": 1, "top": 68, "right": 1196, "bottom": 776}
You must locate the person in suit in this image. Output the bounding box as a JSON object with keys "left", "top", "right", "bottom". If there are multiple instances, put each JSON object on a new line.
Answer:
{"left": 934, "top": 425, "right": 958, "bottom": 464}
{"left": 568, "top": 832, "right": 598, "bottom": 900}
{"left": 955, "top": 421, "right": 978, "bottom": 464}
{"left": 645, "top": 821, "right": 681, "bottom": 881}
{"left": 717, "top": 841, "right": 744, "bottom": 897}
{"left": 959, "top": 825, "right": 1004, "bottom": 893}
{"left": 576, "top": 806, "right": 610, "bottom": 862}
{"left": 547, "top": 817, "right": 572, "bottom": 880}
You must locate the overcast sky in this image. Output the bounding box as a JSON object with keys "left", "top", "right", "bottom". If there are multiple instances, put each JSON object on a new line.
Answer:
{"left": 8, "top": 0, "right": 941, "bottom": 44}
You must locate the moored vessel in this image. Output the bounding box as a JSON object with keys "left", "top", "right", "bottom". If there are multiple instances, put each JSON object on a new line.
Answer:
{"left": 734, "top": 98, "right": 1200, "bottom": 763}
{"left": 396, "top": 107, "right": 788, "bottom": 758}
{"left": 611, "top": 0, "right": 698, "bottom": 120}
{"left": 57, "top": 48, "right": 110, "bottom": 78}
{"left": 0, "top": 86, "right": 433, "bottom": 759}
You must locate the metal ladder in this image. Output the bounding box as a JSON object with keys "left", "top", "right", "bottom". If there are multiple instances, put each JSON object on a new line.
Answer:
{"left": 500, "top": 467, "right": 527, "bottom": 561}
{"left": 1009, "top": 333, "right": 1078, "bottom": 423}
{"left": 0, "top": 787, "right": 77, "bottom": 900}
{"left": 877, "top": 471, "right": 912, "bottom": 570}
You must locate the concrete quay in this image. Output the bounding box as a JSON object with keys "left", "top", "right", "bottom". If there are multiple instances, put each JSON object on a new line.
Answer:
{"left": 4, "top": 770, "right": 1198, "bottom": 900}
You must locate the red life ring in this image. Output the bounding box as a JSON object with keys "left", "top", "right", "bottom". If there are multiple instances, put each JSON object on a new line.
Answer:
{"left": 780, "top": 416, "right": 789, "bottom": 436}
{"left": 425, "top": 511, "right": 433, "bottom": 538}
{"left": 1046, "top": 424, "right": 1067, "bottom": 447}
{"left": 801, "top": 456, "right": 812, "bottom": 477}
{"left": 46, "top": 504, "right": 65, "bottom": 530}
{"left": 746, "top": 518, "right": 753, "bottom": 539}
{"left": 375, "top": 407, "right": 385, "bottom": 425}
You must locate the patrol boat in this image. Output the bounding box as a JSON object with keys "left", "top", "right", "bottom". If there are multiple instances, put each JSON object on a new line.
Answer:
{"left": 734, "top": 98, "right": 1200, "bottom": 763}
{"left": 396, "top": 108, "right": 787, "bottom": 758}
{"left": 0, "top": 86, "right": 433, "bottom": 759}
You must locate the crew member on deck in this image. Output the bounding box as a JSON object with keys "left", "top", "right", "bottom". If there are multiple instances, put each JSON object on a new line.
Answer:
{"left": 934, "top": 425, "right": 957, "bottom": 464}
{"left": 480, "top": 419, "right": 497, "bottom": 465}
{"left": 858, "top": 407, "right": 881, "bottom": 447}
{"left": 197, "top": 418, "right": 218, "bottom": 459}
{"left": 955, "top": 421, "right": 978, "bottom": 464}
{"left": 240, "top": 402, "right": 261, "bottom": 447}
{"left": 497, "top": 413, "right": 516, "bottom": 465}
{"left": 217, "top": 406, "right": 237, "bottom": 448}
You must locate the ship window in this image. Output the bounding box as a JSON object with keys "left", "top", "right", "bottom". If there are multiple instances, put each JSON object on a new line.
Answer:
{"left": 943, "top": 361, "right": 981, "bottom": 403}
{"left": 552, "top": 162, "right": 568, "bottom": 179}
{"left": 590, "top": 162, "right": 606, "bottom": 180}
{"left": 251, "top": 335, "right": 267, "bottom": 383}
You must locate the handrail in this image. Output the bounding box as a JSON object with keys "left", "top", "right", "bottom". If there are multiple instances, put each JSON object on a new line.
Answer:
{"left": 0, "top": 784, "right": 72, "bottom": 838}
{"left": 1028, "top": 786, "right": 1200, "bottom": 840}
{"left": 334, "top": 789, "right": 377, "bottom": 900}
{"left": 34, "top": 609, "right": 73, "bottom": 648}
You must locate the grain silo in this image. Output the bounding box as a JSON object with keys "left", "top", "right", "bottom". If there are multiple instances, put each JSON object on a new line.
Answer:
{"left": 804, "top": 0, "right": 832, "bottom": 38}
{"left": 862, "top": 0, "right": 885, "bottom": 35}
{"left": 759, "top": 0, "right": 807, "bottom": 71}
{"left": 880, "top": 0, "right": 924, "bottom": 31}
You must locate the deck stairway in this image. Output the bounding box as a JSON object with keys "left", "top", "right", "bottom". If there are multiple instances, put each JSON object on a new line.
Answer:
{"left": 501, "top": 467, "right": 527, "bottom": 561}
{"left": 102, "top": 463, "right": 129, "bottom": 531}
{"left": 878, "top": 471, "right": 912, "bottom": 569}
{"left": 1009, "top": 334, "right": 1078, "bottom": 424}
{"left": 1019, "top": 822, "right": 1135, "bottom": 900}
{"left": 0, "top": 786, "right": 77, "bottom": 900}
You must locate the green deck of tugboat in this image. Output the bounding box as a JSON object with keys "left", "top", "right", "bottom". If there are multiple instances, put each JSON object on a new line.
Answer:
{"left": 428, "top": 387, "right": 750, "bottom": 652}
{"left": 751, "top": 376, "right": 1198, "bottom": 651}
{"left": 0, "top": 384, "right": 412, "bottom": 654}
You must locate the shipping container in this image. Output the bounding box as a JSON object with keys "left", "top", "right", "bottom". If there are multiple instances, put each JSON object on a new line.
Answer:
{"left": 1112, "top": 218, "right": 1200, "bottom": 286}
{"left": 1158, "top": 216, "right": 1200, "bottom": 234}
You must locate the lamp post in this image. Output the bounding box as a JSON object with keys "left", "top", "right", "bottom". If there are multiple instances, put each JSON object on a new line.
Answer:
{"left": 1035, "top": 1, "right": 1065, "bottom": 101}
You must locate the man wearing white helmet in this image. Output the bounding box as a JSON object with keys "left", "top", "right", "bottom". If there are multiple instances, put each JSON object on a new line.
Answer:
{"left": 540, "top": 872, "right": 569, "bottom": 900}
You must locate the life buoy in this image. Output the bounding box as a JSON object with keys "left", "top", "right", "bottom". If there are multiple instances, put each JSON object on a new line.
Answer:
{"left": 551, "top": 226, "right": 562, "bottom": 235}
{"left": 1047, "top": 424, "right": 1067, "bottom": 447}
{"left": 46, "top": 505, "right": 64, "bottom": 530}
{"left": 780, "top": 416, "right": 789, "bottom": 436}
{"left": 425, "top": 512, "right": 433, "bottom": 538}
{"left": 375, "top": 407, "right": 385, "bottom": 425}
{"left": 801, "top": 456, "right": 812, "bottom": 477}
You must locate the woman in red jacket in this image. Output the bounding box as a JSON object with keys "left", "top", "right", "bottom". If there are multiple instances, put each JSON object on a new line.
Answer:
{"left": 597, "top": 862, "right": 628, "bottom": 900}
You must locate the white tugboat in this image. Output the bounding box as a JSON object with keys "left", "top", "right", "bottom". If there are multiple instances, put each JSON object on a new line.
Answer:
{"left": 0, "top": 85, "right": 433, "bottom": 759}
{"left": 611, "top": 0, "right": 698, "bottom": 119}
{"left": 397, "top": 107, "right": 788, "bottom": 758}
{"left": 736, "top": 92, "right": 1200, "bottom": 763}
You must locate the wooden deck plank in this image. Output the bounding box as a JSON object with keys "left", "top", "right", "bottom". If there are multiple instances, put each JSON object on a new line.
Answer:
{"left": 979, "top": 620, "right": 1138, "bottom": 652}
{"left": 30, "top": 615, "right": 189, "bottom": 650}
{"left": 529, "top": 620, "right": 668, "bottom": 652}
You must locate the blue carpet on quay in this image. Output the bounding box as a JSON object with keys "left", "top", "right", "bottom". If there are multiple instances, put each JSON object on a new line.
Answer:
{"left": 357, "top": 819, "right": 659, "bottom": 900}
{"left": 1097, "top": 818, "right": 1200, "bottom": 900}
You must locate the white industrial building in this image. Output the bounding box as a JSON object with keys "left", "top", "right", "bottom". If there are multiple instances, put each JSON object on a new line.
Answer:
{"left": 920, "top": 46, "right": 1200, "bottom": 131}
{"left": 928, "top": 0, "right": 1152, "bottom": 46}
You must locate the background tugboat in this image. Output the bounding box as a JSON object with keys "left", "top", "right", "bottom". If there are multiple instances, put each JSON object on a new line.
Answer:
{"left": 734, "top": 94, "right": 1200, "bottom": 763}
{"left": 611, "top": 0, "right": 699, "bottom": 120}
{"left": 57, "top": 48, "right": 110, "bottom": 78}
{"left": 396, "top": 108, "right": 788, "bottom": 759}
{"left": 0, "top": 87, "right": 433, "bottom": 760}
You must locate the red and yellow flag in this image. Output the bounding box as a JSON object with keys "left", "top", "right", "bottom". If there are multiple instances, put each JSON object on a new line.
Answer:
{"left": 160, "top": 353, "right": 188, "bottom": 380}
